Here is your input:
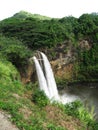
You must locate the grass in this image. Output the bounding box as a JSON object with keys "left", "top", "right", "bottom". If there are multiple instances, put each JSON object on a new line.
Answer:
{"left": 0, "top": 80, "right": 97, "bottom": 130}
{"left": 0, "top": 61, "right": 98, "bottom": 130}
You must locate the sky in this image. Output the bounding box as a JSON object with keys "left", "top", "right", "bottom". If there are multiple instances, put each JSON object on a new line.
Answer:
{"left": 0, "top": 0, "right": 98, "bottom": 20}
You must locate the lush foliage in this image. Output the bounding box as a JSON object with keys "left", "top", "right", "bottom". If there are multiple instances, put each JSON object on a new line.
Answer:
{"left": 13, "top": 11, "right": 51, "bottom": 20}
{"left": 0, "top": 13, "right": 77, "bottom": 49}
{"left": 0, "top": 11, "right": 98, "bottom": 130}
{"left": 74, "top": 13, "right": 98, "bottom": 42}
{"left": 0, "top": 61, "right": 20, "bottom": 82}
{"left": 32, "top": 89, "right": 49, "bottom": 107}
{"left": 1, "top": 12, "right": 98, "bottom": 49}
{"left": 0, "top": 12, "right": 98, "bottom": 82}
{"left": 64, "top": 100, "right": 98, "bottom": 130}
{"left": 64, "top": 101, "right": 94, "bottom": 124}
{"left": 73, "top": 43, "right": 98, "bottom": 82}
{"left": 53, "top": 100, "right": 98, "bottom": 130}
{"left": 0, "top": 34, "right": 32, "bottom": 72}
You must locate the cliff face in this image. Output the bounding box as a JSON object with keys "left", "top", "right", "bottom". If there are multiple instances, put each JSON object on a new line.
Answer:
{"left": 51, "top": 60, "right": 73, "bottom": 80}
{"left": 0, "top": 12, "right": 98, "bottom": 84}
{"left": 21, "top": 39, "right": 98, "bottom": 85}
{"left": 21, "top": 39, "right": 93, "bottom": 84}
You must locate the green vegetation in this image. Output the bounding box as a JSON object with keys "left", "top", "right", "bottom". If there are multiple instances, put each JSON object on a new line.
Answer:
{"left": 0, "top": 34, "right": 32, "bottom": 75}
{"left": 53, "top": 100, "right": 98, "bottom": 130}
{"left": 1, "top": 12, "right": 98, "bottom": 48}
{"left": 0, "top": 11, "right": 98, "bottom": 130}
{"left": 64, "top": 101, "right": 94, "bottom": 125}
{"left": 0, "top": 11, "right": 98, "bottom": 82}
{"left": 0, "top": 12, "right": 76, "bottom": 49}
{"left": 73, "top": 43, "right": 98, "bottom": 82}
{"left": 0, "top": 42, "right": 97, "bottom": 129}
{"left": 0, "top": 75, "right": 97, "bottom": 130}
{"left": 13, "top": 11, "right": 51, "bottom": 20}
{"left": 32, "top": 89, "right": 49, "bottom": 107}
{"left": 0, "top": 61, "right": 19, "bottom": 82}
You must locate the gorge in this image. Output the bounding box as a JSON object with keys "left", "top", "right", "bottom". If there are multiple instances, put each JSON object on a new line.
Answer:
{"left": 0, "top": 11, "right": 98, "bottom": 130}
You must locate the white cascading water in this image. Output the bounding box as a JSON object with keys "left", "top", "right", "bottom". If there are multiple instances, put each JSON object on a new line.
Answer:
{"left": 33, "top": 52, "right": 78, "bottom": 104}
{"left": 33, "top": 56, "right": 50, "bottom": 98}
{"left": 40, "top": 52, "right": 60, "bottom": 100}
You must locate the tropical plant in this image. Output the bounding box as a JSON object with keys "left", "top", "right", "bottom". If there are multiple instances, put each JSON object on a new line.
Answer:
{"left": 32, "top": 89, "right": 49, "bottom": 107}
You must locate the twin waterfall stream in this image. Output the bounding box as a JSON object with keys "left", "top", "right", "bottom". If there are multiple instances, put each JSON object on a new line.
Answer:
{"left": 32, "top": 52, "right": 77, "bottom": 104}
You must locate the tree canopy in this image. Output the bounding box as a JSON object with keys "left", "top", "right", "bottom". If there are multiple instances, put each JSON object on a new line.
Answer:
{"left": 0, "top": 11, "right": 98, "bottom": 82}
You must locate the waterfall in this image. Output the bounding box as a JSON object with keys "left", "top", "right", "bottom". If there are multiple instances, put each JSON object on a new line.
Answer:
{"left": 33, "top": 52, "right": 78, "bottom": 104}
{"left": 33, "top": 56, "right": 50, "bottom": 98}
{"left": 40, "top": 52, "right": 59, "bottom": 100}
{"left": 33, "top": 52, "right": 60, "bottom": 101}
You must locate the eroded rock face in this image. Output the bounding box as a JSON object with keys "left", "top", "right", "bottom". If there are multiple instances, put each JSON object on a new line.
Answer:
{"left": 21, "top": 61, "right": 35, "bottom": 84}
{"left": 51, "top": 60, "right": 73, "bottom": 80}
{"left": 79, "top": 40, "right": 91, "bottom": 50}
{"left": 21, "top": 39, "right": 85, "bottom": 84}
{"left": 19, "top": 40, "right": 92, "bottom": 84}
{"left": 21, "top": 53, "right": 74, "bottom": 84}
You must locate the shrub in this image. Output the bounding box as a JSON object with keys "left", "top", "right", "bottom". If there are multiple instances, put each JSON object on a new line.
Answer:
{"left": 0, "top": 61, "right": 20, "bottom": 82}
{"left": 0, "top": 34, "right": 32, "bottom": 67}
{"left": 47, "top": 123, "right": 66, "bottom": 130}
{"left": 32, "top": 89, "right": 49, "bottom": 108}
{"left": 64, "top": 100, "right": 95, "bottom": 128}
{"left": 64, "top": 100, "right": 82, "bottom": 117}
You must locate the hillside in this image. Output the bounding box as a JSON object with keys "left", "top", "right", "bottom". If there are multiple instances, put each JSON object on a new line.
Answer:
{"left": 0, "top": 11, "right": 98, "bottom": 130}
{"left": 13, "top": 11, "right": 51, "bottom": 20}
{"left": 0, "top": 11, "right": 98, "bottom": 83}
{"left": 0, "top": 47, "right": 97, "bottom": 130}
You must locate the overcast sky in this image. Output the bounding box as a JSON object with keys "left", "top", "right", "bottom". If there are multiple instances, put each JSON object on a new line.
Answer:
{"left": 0, "top": 0, "right": 98, "bottom": 20}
